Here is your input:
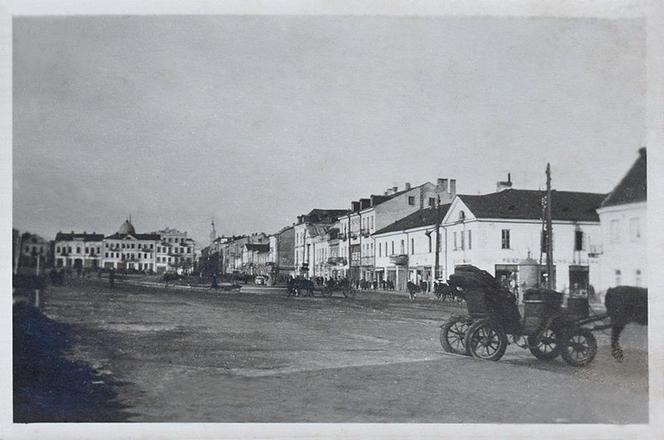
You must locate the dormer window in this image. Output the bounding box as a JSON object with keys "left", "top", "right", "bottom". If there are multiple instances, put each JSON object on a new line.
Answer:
{"left": 458, "top": 211, "right": 466, "bottom": 222}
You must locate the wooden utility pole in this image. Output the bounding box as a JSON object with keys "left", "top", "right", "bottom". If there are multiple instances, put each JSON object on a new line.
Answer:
{"left": 434, "top": 195, "right": 442, "bottom": 281}
{"left": 347, "top": 211, "right": 352, "bottom": 282}
{"left": 545, "top": 163, "right": 554, "bottom": 289}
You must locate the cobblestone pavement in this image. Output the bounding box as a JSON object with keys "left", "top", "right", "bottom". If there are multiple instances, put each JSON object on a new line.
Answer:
{"left": 38, "top": 279, "right": 648, "bottom": 423}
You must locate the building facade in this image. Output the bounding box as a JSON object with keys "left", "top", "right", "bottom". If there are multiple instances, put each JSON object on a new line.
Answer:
{"left": 596, "top": 148, "right": 647, "bottom": 292}
{"left": 339, "top": 178, "right": 457, "bottom": 283}
{"left": 441, "top": 189, "right": 605, "bottom": 296}
{"left": 54, "top": 232, "right": 104, "bottom": 269}
{"left": 293, "top": 209, "right": 346, "bottom": 279}
{"left": 373, "top": 205, "right": 450, "bottom": 291}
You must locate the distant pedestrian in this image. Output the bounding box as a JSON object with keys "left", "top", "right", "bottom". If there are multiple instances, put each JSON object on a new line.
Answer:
{"left": 109, "top": 268, "right": 115, "bottom": 288}
{"left": 211, "top": 273, "right": 219, "bottom": 289}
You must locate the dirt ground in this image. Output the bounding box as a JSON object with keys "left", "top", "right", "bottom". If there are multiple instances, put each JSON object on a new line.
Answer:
{"left": 32, "top": 278, "right": 648, "bottom": 423}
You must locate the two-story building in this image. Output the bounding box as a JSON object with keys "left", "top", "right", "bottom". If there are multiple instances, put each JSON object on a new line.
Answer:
{"left": 20, "top": 232, "right": 53, "bottom": 268}
{"left": 54, "top": 231, "right": 104, "bottom": 270}
{"left": 441, "top": 188, "right": 605, "bottom": 296}
{"left": 596, "top": 148, "right": 647, "bottom": 292}
{"left": 373, "top": 204, "right": 451, "bottom": 291}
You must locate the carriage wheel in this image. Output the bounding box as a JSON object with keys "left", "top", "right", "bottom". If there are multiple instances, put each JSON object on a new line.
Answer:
{"left": 528, "top": 327, "right": 562, "bottom": 361}
{"left": 561, "top": 328, "right": 597, "bottom": 367}
{"left": 464, "top": 319, "right": 508, "bottom": 361}
{"left": 440, "top": 316, "right": 471, "bottom": 355}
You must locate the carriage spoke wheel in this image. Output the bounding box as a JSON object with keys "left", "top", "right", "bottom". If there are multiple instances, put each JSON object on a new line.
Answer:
{"left": 464, "top": 319, "right": 507, "bottom": 361}
{"left": 561, "top": 328, "right": 597, "bottom": 367}
{"left": 440, "top": 316, "right": 471, "bottom": 355}
{"left": 528, "top": 327, "right": 562, "bottom": 361}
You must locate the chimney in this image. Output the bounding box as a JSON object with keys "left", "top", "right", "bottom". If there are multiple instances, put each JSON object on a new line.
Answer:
{"left": 450, "top": 179, "right": 457, "bottom": 196}
{"left": 392, "top": 185, "right": 398, "bottom": 193}
{"left": 351, "top": 201, "right": 360, "bottom": 212}
{"left": 437, "top": 178, "right": 448, "bottom": 192}
{"left": 496, "top": 173, "right": 513, "bottom": 192}
{"left": 404, "top": 182, "right": 411, "bottom": 190}
{"left": 360, "top": 198, "right": 371, "bottom": 210}
{"left": 639, "top": 147, "right": 646, "bottom": 157}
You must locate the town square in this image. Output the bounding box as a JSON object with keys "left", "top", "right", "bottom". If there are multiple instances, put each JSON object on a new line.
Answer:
{"left": 8, "top": 9, "right": 655, "bottom": 435}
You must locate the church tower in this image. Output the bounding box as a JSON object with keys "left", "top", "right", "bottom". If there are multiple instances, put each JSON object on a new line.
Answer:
{"left": 209, "top": 218, "right": 217, "bottom": 245}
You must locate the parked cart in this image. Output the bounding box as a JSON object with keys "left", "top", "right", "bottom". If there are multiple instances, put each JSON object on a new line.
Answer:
{"left": 439, "top": 265, "right": 613, "bottom": 367}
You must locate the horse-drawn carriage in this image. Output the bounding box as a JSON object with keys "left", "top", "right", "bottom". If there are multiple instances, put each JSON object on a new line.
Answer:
{"left": 287, "top": 278, "right": 357, "bottom": 298}
{"left": 439, "top": 265, "right": 621, "bottom": 367}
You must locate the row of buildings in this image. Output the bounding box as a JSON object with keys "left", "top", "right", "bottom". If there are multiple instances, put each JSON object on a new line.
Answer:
{"left": 203, "top": 149, "right": 647, "bottom": 295}
{"left": 14, "top": 220, "right": 197, "bottom": 275}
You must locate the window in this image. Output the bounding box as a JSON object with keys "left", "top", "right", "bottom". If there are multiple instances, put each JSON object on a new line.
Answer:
{"left": 76, "top": 247, "right": 81, "bottom": 254}
{"left": 411, "top": 238, "right": 415, "bottom": 255}
{"left": 85, "top": 247, "right": 89, "bottom": 254}
{"left": 460, "top": 231, "right": 465, "bottom": 250}
{"left": 610, "top": 220, "right": 620, "bottom": 243}
{"left": 501, "top": 229, "right": 510, "bottom": 249}
{"left": 630, "top": 218, "right": 641, "bottom": 241}
{"left": 468, "top": 230, "right": 472, "bottom": 250}
{"left": 408, "top": 196, "right": 415, "bottom": 206}
{"left": 428, "top": 235, "right": 432, "bottom": 253}
{"left": 429, "top": 197, "right": 436, "bottom": 207}
{"left": 391, "top": 241, "right": 394, "bottom": 255}
{"left": 105, "top": 252, "right": 109, "bottom": 258}
{"left": 635, "top": 269, "right": 642, "bottom": 287}
{"left": 400, "top": 240, "right": 405, "bottom": 254}
{"left": 378, "top": 242, "right": 382, "bottom": 257}
{"left": 615, "top": 269, "right": 622, "bottom": 285}
{"left": 56, "top": 246, "right": 61, "bottom": 253}
{"left": 453, "top": 232, "right": 457, "bottom": 250}
{"left": 575, "top": 230, "right": 584, "bottom": 251}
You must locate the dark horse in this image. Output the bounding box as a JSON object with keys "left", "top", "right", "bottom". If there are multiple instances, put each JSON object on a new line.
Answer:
{"left": 605, "top": 286, "right": 648, "bottom": 361}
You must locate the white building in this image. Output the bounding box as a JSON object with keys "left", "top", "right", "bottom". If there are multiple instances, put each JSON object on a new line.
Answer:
{"left": 54, "top": 231, "right": 104, "bottom": 269}
{"left": 339, "top": 178, "right": 457, "bottom": 282}
{"left": 153, "top": 227, "right": 196, "bottom": 274}
{"left": 441, "top": 189, "right": 605, "bottom": 296}
{"left": 373, "top": 205, "right": 450, "bottom": 291}
{"left": 596, "top": 148, "right": 647, "bottom": 291}
{"left": 102, "top": 220, "right": 159, "bottom": 271}
{"left": 293, "top": 209, "right": 346, "bottom": 278}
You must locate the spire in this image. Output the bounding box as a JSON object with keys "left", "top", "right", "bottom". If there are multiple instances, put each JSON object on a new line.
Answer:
{"left": 209, "top": 217, "right": 217, "bottom": 245}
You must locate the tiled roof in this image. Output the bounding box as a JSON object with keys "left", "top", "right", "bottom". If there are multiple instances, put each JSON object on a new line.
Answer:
{"left": 374, "top": 204, "right": 451, "bottom": 235}
{"left": 458, "top": 189, "right": 605, "bottom": 222}
{"left": 55, "top": 232, "right": 104, "bottom": 242}
{"left": 600, "top": 148, "right": 647, "bottom": 208}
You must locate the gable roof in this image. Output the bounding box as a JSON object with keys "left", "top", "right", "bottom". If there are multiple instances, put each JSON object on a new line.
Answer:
{"left": 457, "top": 189, "right": 605, "bottom": 222}
{"left": 374, "top": 204, "right": 451, "bottom": 235}
{"left": 600, "top": 148, "right": 647, "bottom": 208}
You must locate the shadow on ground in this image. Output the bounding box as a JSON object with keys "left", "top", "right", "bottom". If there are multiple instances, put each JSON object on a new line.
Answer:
{"left": 13, "top": 302, "right": 134, "bottom": 422}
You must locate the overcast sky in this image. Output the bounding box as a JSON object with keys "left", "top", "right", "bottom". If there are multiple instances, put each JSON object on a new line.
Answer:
{"left": 13, "top": 15, "right": 645, "bottom": 244}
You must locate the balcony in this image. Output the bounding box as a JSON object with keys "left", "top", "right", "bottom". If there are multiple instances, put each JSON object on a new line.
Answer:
{"left": 360, "top": 256, "right": 374, "bottom": 266}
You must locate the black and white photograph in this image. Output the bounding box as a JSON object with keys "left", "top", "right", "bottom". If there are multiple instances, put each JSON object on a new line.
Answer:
{"left": 3, "top": 0, "right": 663, "bottom": 438}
